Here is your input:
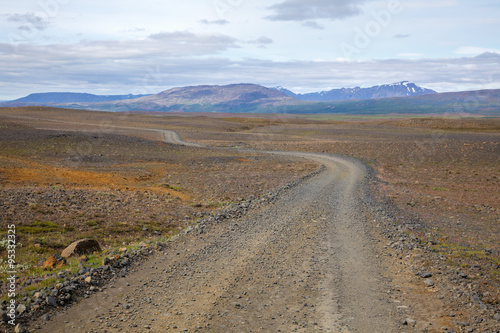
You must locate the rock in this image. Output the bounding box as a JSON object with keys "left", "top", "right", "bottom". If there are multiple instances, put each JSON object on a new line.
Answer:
{"left": 472, "top": 294, "right": 482, "bottom": 304}
{"left": 424, "top": 279, "right": 435, "bottom": 287}
{"left": 41, "top": 313, "right": 50, "bottom": 321}
{"left": 61, "top": 239, "right": 101, "bottom": 258}
{"left": 16, "top": 304, "right": 27, "bottom": 315}
{"left": 420, "top": 272, "right": 433, "bottom": 278}
{"left": 84, "top": 276, "right": 93, "bottom": 284}
{"left": 493, "top": 312, "right": 500, "bottom": 321}
{"left": 102, "top": 256, "right": 118, "bottom": 266}
{"left": 403, "top": 318, "right": 416, "bottom": 327}
{"left": 120, "top": 258, "right": 131, "bottom": 266}
{"left": 0, "top": 309, "right": 8, "bottom": 323}
{"left": 47, "top": 296, "right": 59, "bottom": 307}
{"left": 15, "top": 323, "right": 26, "bottom": 333}
{"left": 43, "top": 255, "right": 67, "bottom": 270}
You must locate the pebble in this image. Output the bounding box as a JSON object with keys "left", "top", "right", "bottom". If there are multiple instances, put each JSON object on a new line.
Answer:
{"left": 14, "top": 323, "right": 26, "bottom": 333}
{"left": 16, "top": 304, "right": 27, "bottom": 315}
{"left": 424, "top": 279, "right": 435, "bottom": 287}
{"left": 403, "top": 318, "right": 416, "bottom": 327}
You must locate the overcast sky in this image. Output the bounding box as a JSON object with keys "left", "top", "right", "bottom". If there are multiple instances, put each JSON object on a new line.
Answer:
{"left": 1, "top": 0, "right": 499, "bottom": 99}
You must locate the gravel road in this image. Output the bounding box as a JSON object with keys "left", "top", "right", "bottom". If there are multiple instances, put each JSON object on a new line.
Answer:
{"left": 37, "top": 151, "right": 398, "bottom": 332}
{"left": 0, "top": 117, "right": 400, "bottom": 332}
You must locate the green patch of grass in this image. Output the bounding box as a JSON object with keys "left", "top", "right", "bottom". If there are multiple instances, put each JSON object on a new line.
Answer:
{"left": 158, "top": 183, "right": 183, "bottom": 191}
{"left": 17, "top": 221, "right": 61, "bottom": 234}
{"left": 204, "top": 200, "right": 237, "bottom": 209}
{"left": 86, "top": 220, "right": 99, "bottom": 227}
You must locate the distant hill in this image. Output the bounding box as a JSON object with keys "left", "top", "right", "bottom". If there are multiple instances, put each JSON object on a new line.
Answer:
{"left": 268, "top": 89, "right": 500, "bottom": 116}
{"left": 85, "top": 84, "right": 299, "bottom": 112}
{"left": 1, "top": 83, "right": 498, "bottom": 115}
{"left": 274, "top": 81, "right": 437, "bottom": 101}
{"left": 0, "top": 92, "right": 150, "bottom": 107}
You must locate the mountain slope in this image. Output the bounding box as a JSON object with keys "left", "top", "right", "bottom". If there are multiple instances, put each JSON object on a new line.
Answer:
{"left": 276, "top": 81, "right": 437, "bottom": 102}
{"left": 88, "top": 83, "right": 299, "bottom": 112}
{"left": 0, "top": 92, "right": 150, "bottom": 107}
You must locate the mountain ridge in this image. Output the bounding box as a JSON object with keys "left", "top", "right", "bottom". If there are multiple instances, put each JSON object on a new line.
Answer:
{"left": 274, "top": 81, "right": 437, "bottom": 101}
{"left": 1, "top": 92, "right": 150, "bottom": 107}
{"left": 1, "top": 83, "right": 498, "bottom": 115}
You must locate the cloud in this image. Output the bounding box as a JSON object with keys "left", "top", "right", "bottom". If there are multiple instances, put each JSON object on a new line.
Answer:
{"left": 0, "top": 41, "right": 499, "bottom": 99}
{"left": 266, "top": 0, "right": 368, "bottom": 22}
{"left": 200, "top": 19, "right": 229, "bottom": 25}
{"left": 247, "top": 36, "right": 274, "bottom": 45}
{"left": 7, "top": 13, "right": 51, "bottom": 31}
{"left": 2, "top": 31, "right": 238, "bottom": 61}
{"left": 455, "top": 46, "right": 500, "bottom": 55}
{"left": 302, "top": 21, "right": 324, "bottom": 30}
{"left": 393, "top": 34, "right": 410, "bottom": 39}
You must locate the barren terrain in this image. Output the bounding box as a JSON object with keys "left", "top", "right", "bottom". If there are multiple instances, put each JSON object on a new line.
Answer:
{"left": 1, "top": 107, "right": 499, "bottom": 332}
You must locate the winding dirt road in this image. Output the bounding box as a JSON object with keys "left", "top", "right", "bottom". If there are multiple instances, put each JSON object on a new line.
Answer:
{"left": 38, "top": 142, "right": 399, "bottom": 332}
{"left": 0, "top": 114, "right": 402, "bottom": 332}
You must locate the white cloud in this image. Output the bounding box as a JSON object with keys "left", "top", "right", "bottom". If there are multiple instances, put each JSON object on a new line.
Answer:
{"left": 302, "top": 21, "right": 325, "bottom": 30}
{"left": 266, "top": 0, "right": 369, "bottom": 21}
{"left": 200, "top": 19, "right": 229, "bottom": 25}
{"left": 455, "top": 46, "right": 500, "bottom": 55}
{"left": 6, "top": 12, "right": 51, "bottom": 31}
{"left": 1, "top": 47, "right": 499, "bottom": 99}
{"left": 247, "top": 36, "right": 274, "bottom": 45}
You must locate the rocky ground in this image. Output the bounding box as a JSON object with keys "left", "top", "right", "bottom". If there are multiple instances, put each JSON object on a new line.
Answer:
{"left": 0, "top": 108, "right": 499, "bottom": 332}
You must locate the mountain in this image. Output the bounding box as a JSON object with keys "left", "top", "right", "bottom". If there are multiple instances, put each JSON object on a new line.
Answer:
{"left": 2, "top": 83, "right": 498, "bottom": 115}
{"left": 86, "top": 84, "right": 298, "bottom": 112}
{"left": 0, "top": 92, "right": 150, "bottom": 107}
{"left": 268, "top": 89, "right": 500, "bottom": 116}
{"left": 275, "top": 81, "right": 437, "bottom": 102}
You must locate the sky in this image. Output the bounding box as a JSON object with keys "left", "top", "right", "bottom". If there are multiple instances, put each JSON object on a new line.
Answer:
{"left": 1, "top": 0, "right": 499, "bottom": 100}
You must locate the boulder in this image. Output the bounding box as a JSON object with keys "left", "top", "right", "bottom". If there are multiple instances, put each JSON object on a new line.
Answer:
{"left": 61, "top": 239, "right": 101, "bottom": 258}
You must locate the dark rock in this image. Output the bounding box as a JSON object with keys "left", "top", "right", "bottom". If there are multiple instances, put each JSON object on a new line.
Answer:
{"left": 61, "top": 239, "right": 101, "bottom": 258}
{"left": 47, "top": 296, "right": 59, "bottom": 307}
{"left": 420, "top": 272, "right": 433, "bottom": 278}
{"left": 41, "top": 313, "right": 50, "bottom": 321}
{"left": 0, "top": 309, "right": 8, "bottom": 323}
